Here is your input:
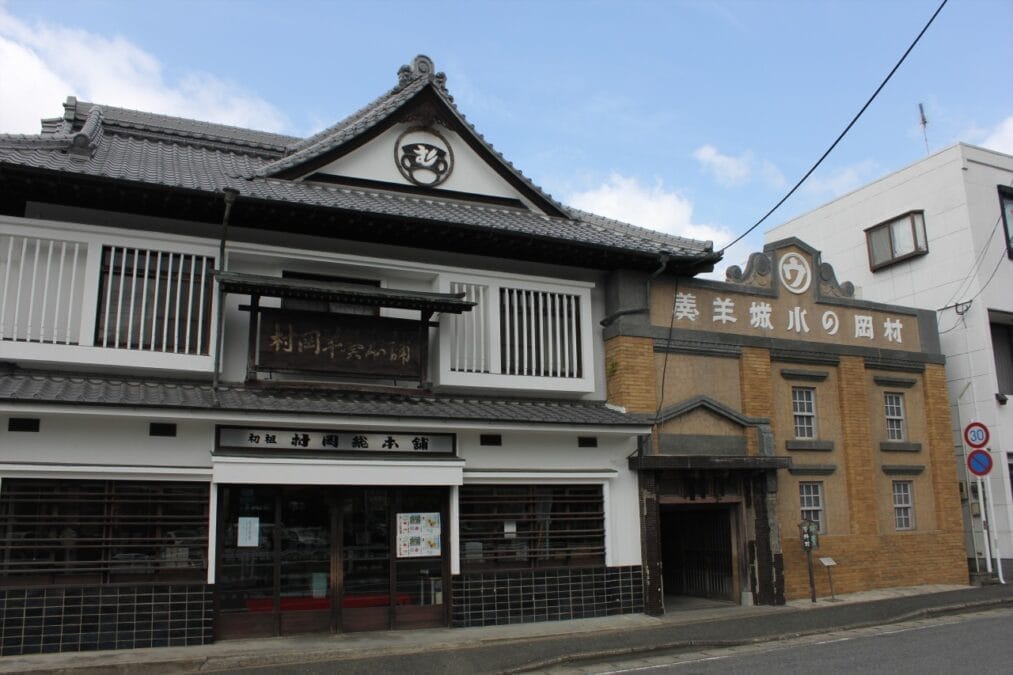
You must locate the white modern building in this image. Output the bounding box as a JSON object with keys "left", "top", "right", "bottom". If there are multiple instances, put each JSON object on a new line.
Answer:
{"left": 767, "top": 143, "right": 1013, "bottom": 578}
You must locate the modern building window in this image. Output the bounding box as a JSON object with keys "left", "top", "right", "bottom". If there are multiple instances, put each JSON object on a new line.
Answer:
{"left": 865, "top": 211, "right": 928, "bottom": 270}
{"left": 458, "top": 484, "right": 604, "bottom": 570}
{"left": 884, "top": 392, "right": 907, "bottom": 441}
{"left": 96, "top": 246, "right": 215, "bottom": 354}
{"left": 0, "top": 478, "right": 209, "bottom": 585}
{"left": 1000, "top": 185, "right": 1013, "bottom": 259}
{"left": 799, "top": 481, "right": 825, "bottom": 533}
{"left": 893, "top": 480, "right": 914, "bottom": 530}
{"left": 792, "top": 386, "right": 817, "bottom": 439}
{"left": 992, "top": 318, "right": 1013, "bottom": 395}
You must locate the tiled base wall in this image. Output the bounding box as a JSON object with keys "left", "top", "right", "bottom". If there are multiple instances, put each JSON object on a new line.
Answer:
{"left": 0, "top": 584, "right": 213, "bottom": 656}
{"left": 451, "top": 565, "right": 644, "bottom": 627}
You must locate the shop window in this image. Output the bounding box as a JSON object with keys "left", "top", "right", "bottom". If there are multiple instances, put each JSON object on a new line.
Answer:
{"left": 884, "top": 392, "right": 907, "bottom": 441}
{"left": 792, "top": 386, "right": 817, "bottom": 439}
{"left": 0, "top": 478, "right": 209, "bottom": 585}
{"left": 991, "top": 318, "right": 1013, "bottom": 395}
{"left": 458, "top": 484, "right": 604, "bottom": 570}
{"left": 893, "top": 480, "right": 915, "bottom": 530}
{"left": 281, "top": 271, "right": 379, "bottom": 316}
{"left": 865, "top": 211, "right": 927, "bottom": 271}
{"left": 799, "top": 481, "right": 825, "bottom": 534}
{"left": 96, "top": 246, "right": 214, "bottom": 354}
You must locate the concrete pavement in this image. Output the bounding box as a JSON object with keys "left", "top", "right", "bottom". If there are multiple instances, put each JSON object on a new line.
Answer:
{"left": 3, "top": 583, "right": 1012, "bottom": 674}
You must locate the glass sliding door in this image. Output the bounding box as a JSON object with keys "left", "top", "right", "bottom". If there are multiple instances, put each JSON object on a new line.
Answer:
{"left": 278, "top": 488, "right": 332, "bottom": 634}
{"left": 339, "top": 488, "right": 392, "bottom": 632}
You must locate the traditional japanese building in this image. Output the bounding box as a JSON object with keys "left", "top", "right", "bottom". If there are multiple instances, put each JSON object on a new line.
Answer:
{"left": 605, "top": 238, "right": 968, "bottom": 609}
{"left": 0, "top": 55, "right": 720, "bottom": 655}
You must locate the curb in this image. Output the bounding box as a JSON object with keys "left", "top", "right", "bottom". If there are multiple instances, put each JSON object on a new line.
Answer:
{"left": 501, "top": 596, "right": 1013, "bottom": 674}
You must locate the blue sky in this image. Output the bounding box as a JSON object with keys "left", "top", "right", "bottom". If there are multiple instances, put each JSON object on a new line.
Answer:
{"left": 1, "top": 0, "right": 1011, "bottom": 274}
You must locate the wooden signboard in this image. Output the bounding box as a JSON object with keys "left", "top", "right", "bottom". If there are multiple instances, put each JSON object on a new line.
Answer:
{"left": 257, "top": 307, "right": 423, "bottom": 378}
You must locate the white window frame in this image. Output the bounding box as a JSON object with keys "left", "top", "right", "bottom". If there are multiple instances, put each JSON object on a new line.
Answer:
{"left": 792, "top": 386, "right": 817, "bottom": 439}
{"left": 892, "top": 480, "right": 914, "bottom": 530}
{"left": 884, "top": 392, "right": 906, "bottom": 441}
{"left": 799, "top": 481, "right": 824, "bottom": 534}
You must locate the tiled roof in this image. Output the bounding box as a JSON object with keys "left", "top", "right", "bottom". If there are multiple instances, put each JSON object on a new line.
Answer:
{"left": 0, "top": 370, "right": 649, "bottom": 427}
{"left": 0, "top": 57, "right": 719, "bottom": 264}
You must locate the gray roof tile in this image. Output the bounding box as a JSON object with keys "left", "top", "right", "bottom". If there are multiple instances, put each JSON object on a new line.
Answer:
{"left": 0, "top": 370, "right": 649, "bottom": 427}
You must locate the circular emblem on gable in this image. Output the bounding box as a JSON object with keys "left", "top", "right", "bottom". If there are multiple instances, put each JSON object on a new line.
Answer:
{"left": 395, "top": 128, "right": 454, "bottom": 187}
{"left": 778, "top": 252, "right": 812, "bottom": 294}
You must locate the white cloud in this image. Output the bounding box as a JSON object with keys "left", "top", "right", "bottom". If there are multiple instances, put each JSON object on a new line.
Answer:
{"left": 0, "top": 7, "right": 287, "bottom": 134}
{"left": 981, "top": 115, "right": 1013, "bottom": 155}
{"left": 692, "top": 144, "right": 786, "bottom": 190}
{"left": 565, "top": 174, "right": 742, "bottom": 279}
{"left": 693, "top": 145, "right": 752, "bottom": 187}
{"left": 803, "top": 160, "right": 879, "bottom": 199}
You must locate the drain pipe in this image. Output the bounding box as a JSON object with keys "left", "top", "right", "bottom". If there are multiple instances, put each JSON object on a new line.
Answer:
{"left": 212, "top": 188, "right": 239, "bottom": 398}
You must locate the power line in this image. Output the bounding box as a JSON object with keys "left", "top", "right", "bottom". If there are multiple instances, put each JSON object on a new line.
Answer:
{"left": 720, "top": 0, "right": 949, "bottom": 254}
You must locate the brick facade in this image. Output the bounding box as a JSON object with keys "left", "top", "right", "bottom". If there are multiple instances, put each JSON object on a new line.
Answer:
{"left": 604, "top": 336, "right": 657, "bottom": 414}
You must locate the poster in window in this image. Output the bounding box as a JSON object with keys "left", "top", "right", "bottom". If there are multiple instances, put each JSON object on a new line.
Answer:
{"left": 396, "top": 512, "right": 441, "bottom": 558}
{"left": 238, "top": 517, "right": 260, "bottom": 547}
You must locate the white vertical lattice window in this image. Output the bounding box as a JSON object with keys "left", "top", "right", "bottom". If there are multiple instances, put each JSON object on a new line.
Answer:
{"left": 500, "top": 287, "right": 582, "bottom": 378}
{"left": 96, "top": 246, "right": 214, "bottom": 355}
{"left": 799, "top": 481, "right": 824, "bottom": 533}
{"left": 792, "top": 386, "right": 816, "bottom": 439}
{"left": 893, "top": 480, "right": 914, "bottom": 530}
{"left": 0, "top": 234, "right": 87, "bottom": 344}
{"left": 448, "top": 281, "right": 490, "bottom": 373}
{"left": 884, "top": 392, "right": 906, "bottom": 441}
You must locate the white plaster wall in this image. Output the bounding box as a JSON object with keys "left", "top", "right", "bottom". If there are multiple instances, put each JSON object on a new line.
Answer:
{"left": 0, "top": 413, "right": 214, "bottom": 469}
{"left": 767, "top": 143, "right": 1013, "bottom": 565}
{"left": 458, "top": 430, "right": 643, "bottom": 567}
{"left": 316, "top": 124, "right": 538, "bottom": 208}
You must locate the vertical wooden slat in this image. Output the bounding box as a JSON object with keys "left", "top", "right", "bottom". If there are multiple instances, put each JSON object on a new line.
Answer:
{"left": 101, "top": 247, "right": 115, "bottom": 347}
{"left": 26, "top": 237, "right": 41, "bottom": 341}
{"left": 173, "top": 253, "right": 184, "bottom": 353}
{"left": 570, "top": 295, "right": 579, "bottom": 378}
{"left": 184, "top": 254, "right": 196, "bottom": 354}
{"left": 12, "top": 237, "right": 28, "bottom": 341}
{"left": 38, "top": 239, "right": 54, "bottom": 343}
{"left": 66, "top": 243, "right": 80, "bottom": 345}
{"left": 478, "top": 285, "right": 486, "bottom": 373}
{"left": 0, "top": 236, "right": 13, "bottom": 340}
{"left": 161, "top": 253, "right": 173, "bottom": 352}
{"left": 151, "top": 252, "right": 163, "bottom": 351}
{"left": 52, "top": 241, "right": 66, "bottom": 343}
{"left": 138, "top": 250, "right": 151, "bottom": 350}
{"left": 452, "top": 283, "right": 462, "bottom": 371}
{"left": 509, "top": 289, "right": 518, "bottom": 375}
{"left": 196, "top": 255, "right": 208, "bottom": 355}
{"left": 113, "top": 246, "right": 127, "bottom": 349}
{"left": 519, "top": 290, "right": 528, "bottom": 375}
{"left": 540, "top": 291, "right": 548, "bottom": 376}
{"left": 126, "top": 248, "right": 139, "bottom": 349}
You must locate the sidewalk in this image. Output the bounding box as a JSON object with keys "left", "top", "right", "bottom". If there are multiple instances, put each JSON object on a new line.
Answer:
{"left": 3, "top": 583, "right": 1012, "bottom": 674}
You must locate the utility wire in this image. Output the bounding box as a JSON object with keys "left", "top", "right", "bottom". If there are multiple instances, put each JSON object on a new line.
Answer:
{"left": 720, "top": 0, "right": 949, "bottom": 254}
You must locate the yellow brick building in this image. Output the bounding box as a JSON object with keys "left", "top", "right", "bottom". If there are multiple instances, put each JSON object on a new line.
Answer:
{"left": 604, "top": 238, "right": 967, "bottom": 612}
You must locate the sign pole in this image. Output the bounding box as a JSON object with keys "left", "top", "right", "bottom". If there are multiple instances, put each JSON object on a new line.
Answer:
{"left": 806, "top": 547, "right": 816, "bottom": 603}
{"left": 985, "top": 470, "right": 1006, "bottom": 583}
{"left": 979, "top": 476, "right": 993, "bottom": 574}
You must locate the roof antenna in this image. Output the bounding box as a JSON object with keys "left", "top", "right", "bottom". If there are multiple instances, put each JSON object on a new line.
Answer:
{"left": 918, "top": 103, "right": 930, "bottom": 155}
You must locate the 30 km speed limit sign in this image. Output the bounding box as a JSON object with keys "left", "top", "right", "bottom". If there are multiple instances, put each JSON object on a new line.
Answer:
{"left": 964, "top": 422, "right": 990, "bottom": 449}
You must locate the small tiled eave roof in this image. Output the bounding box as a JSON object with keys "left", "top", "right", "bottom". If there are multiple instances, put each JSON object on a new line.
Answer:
{"left": 217, "top": 271, "right": 475, "bottom": 314}
{"left": 0, "top": 369, "right": 651, "bottom": 428}
{"left": 258, "top": 55, "right": 571, "bottom": 218}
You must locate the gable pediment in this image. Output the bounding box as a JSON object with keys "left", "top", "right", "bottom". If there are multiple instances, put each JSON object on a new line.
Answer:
{"left": 263, "top": 56, "right": 567, "bottom": 216}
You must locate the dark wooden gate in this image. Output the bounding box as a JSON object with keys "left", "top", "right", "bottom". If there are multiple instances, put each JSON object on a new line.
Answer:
{"left": 660, "top": 506, "right": 734, "bottom": 601}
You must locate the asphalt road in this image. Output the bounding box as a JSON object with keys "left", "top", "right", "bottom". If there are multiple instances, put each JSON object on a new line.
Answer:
{"left": 556, "top": 607, "right": 1013, "bottom": 675}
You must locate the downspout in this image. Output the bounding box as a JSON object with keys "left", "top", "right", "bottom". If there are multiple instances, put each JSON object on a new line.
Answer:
{"left": 212, "top": 188, "right": 239, "bottom": 401}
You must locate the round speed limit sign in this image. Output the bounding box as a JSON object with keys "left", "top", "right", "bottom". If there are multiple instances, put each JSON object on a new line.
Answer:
{"left": 964, "top": 422, "right": 990, "bottom": 449}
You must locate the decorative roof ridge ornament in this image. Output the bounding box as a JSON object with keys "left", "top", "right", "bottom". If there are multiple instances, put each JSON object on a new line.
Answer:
{"left": 725, "top": 251, "right": 773, "bottom": 289}
{"left": 818, "top": 260, "right": 856, "bottom": 298}
{"left": 396, "top": 55, "right": 451, "bottom": 100}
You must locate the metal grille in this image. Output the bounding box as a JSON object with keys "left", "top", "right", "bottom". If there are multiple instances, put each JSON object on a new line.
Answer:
{"left": 892, "top": 480, "right": 914, "bottom": 530}
{"left": 792, "top": 386, "right": 816, "bottom": 439}
{"left": 799, "top": 481, "right": 824, "bottom": 533}
{"left": 0, "top": 234, "right": 87, "bottom": 344}
{"left": 884, "top": 392, "right": 906, "bottom": 441}
{"left": 0, "top": 479, "right": 209, "bottom": 585}
{"left": 459, "top": 485, "right": 604, "bottom": 570}
{"left": 96, "top": 247, "right": 214, "bottom": 354}
{"left": 500, "top": 287, "right": 582, "bottom": 378}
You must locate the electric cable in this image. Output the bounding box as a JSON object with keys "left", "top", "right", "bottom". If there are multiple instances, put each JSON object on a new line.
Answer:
{"left": 719, "top": 0, "right": 949, "bottom": 254}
